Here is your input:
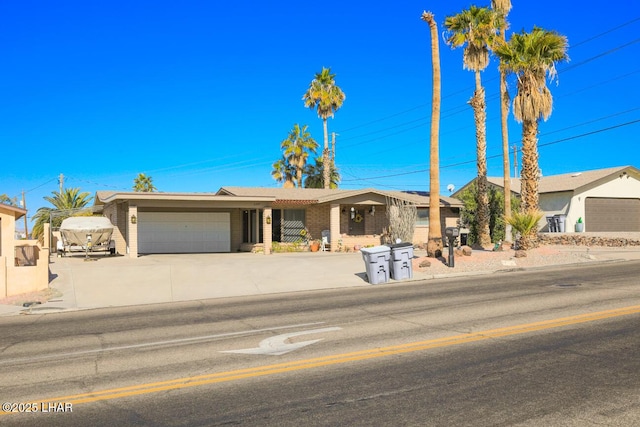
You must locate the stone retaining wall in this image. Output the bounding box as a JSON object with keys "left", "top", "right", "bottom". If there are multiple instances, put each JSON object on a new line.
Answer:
{"left": 539, "top": 233, "right": 640, "bottom": 247}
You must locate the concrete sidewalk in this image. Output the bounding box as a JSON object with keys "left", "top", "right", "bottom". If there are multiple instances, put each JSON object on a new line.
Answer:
{"left": 2, "top": 246, "right": 639, "bottom": 316}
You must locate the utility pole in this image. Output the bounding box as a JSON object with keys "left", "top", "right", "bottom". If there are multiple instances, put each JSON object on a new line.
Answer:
{"left": 331, "top": 132, "right": 337, "bottom": 163}
{"left": 21, "top": 190, "right": 29, "bottom": 237}
{"left": 59, "top": 173, "right": 64, "bottom": 193}
{"left": 512, "top": 145, "right": 518, "bottom": 178}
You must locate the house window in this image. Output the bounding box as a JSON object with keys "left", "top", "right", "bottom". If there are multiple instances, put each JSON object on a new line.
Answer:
{"left": 282, "top": 209, "right": 306, "bottom": 242}
{"left": 417, "top": 208, "right": 429, "bottom": 226}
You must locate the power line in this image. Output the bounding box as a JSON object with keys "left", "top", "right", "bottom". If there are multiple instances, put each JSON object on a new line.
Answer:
{"left": 335, "top": 18, "right": 640, "bottom": 144}
{"left": 570, "top": 17, "right": 640, "bottom": 49}
{"left": 340, "top": 118, "right": 640, "bottom": 182}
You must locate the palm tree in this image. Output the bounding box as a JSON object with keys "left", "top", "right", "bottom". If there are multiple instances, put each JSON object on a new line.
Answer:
{"left": 494, "top": 27, "right": 568, "bottom": 246}
{"left": 271, "top": 156, "right": 296, "bottom": 188}
{"left": 303, "top": 157, "right": 340, "bottom": 189}
{"left": 281, "top": 124, "right": 318, "bottom": 187}
{"left": 31, "top": 188, "right": 92, "bottom": 241}
{"left": 445, "top": 6, "right": 502, "bottom": 248}
{"left": 302, "top": 67, "right": 346, "bottom": 189}
{"left": 421, "top": 11, "right": 443, "bottom": 258}
{"left": 491, "top": 0, "right": 513, "bottom": 244}
{"left": 0, "top": 194, "right": 18, "bottom": 206}
{"left": 133, "top": 173, "right": 157, "bottom": 192}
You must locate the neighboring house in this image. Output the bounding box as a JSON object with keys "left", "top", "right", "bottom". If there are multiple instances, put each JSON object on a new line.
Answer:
{"left": 93, "top": 187, "right": 463, "bottom": 257}
{"left": 455, "top": 166, "right": 640, "bottom": 233}
{"left": 1, "top": 203, "right": 49, "bottom": 297}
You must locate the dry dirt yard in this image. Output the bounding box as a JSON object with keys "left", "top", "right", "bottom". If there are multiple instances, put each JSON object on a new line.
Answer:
{"left": 412, "top": 244, "right": 602, "bottom": 275}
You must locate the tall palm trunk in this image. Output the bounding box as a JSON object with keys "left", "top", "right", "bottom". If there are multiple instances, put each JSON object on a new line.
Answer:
{"left": 296, "top": 158, "right": 304, "bottom": 188}
{"left": 520, "top": 119, "right": 540, "bottom": 213}
{"left": 422, "top": 11, "right": 443, "bottom": 257}
{"left": 470, "top": 70, "right": 492, "bottom": 247}
{"left": 520, "top": 118, "right": 540, "bottom": 247}
{"left": 322, "top": 118, "right": 330, "bottom": 189}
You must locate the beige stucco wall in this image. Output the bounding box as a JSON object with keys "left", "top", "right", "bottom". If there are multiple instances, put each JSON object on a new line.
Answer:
{"left": 0, "top": 211, "right": 16, "bottom": 258}
{"left": 1, "top": 225, "right": 49, "bottom": 298}
{"left": 539, "top": 191, "right": 572, "bottom": 231}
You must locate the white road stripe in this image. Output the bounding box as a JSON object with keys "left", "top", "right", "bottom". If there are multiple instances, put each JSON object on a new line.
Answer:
{"left": 0, "top": 322, "right": 326, "bottom": 365}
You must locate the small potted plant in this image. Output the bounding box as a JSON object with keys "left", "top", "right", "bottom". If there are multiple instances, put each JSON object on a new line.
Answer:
{"left": 575, "top": 217, "right": 584, "bottom": 232}
{"left": 300, "top": 228, "right": 320, "bottom": 252}
{"left": 309, "top": 239, "right": 321, "bottom": 252}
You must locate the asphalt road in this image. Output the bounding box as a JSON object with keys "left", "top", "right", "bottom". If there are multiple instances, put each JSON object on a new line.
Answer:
{"left": 1, "top": 260, "right": 639, "bottom": 426}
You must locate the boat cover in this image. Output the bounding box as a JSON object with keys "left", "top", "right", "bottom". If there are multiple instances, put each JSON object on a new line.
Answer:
{"left": 59, "top": 216, "right": 115, "bottom": 248}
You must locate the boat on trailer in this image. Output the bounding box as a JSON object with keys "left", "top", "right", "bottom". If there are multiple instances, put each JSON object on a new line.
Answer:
{"left": 59, "top": 216, "right": 115, "bottom": 256}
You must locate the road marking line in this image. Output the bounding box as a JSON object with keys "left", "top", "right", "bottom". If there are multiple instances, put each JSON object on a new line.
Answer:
{"left": 0, "top": 322, "right": 326, "bottom": 365}
{"left": 3, "top": 305, "right": 639, "bottom": 414}
{"left": 221, "top": 327, "right": 343, "bottom": 355}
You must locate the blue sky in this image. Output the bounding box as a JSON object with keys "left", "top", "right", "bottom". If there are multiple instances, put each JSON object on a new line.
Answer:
{"left": 2, "top": 1, "right": 639, "bottom": 228}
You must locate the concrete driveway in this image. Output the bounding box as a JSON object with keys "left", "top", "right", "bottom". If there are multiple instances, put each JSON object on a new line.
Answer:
{"left": 46, "top": 251, "right": 371, "bottom": 311}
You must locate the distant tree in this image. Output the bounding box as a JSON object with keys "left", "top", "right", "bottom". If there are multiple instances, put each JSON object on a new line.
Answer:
{"left": 303, "top": 157, "right": 340, "bottom": 189}
{"left": 280, "top": 124, "right": 318, "bottom": 187}
{"left": 421, "top": 11, "right": 443, "bottom": 258}
{"left": 31, "top": 188, "right": 92, "bottom": 241}
{"left": 458, "top": 181, "right": 520, "bottom": 245}
{"left": 445, "top": 5, "right": 503, "bottom": 249}
{"left": 302, "top": 67, "right": 345, "bottom": 189}
{"left": 133, "top": 173, "right": 157, "bottom": 192}
{"left": 271, "top": 156, "right": 296, "bottom": 188}
{"left": 494, "top": 27, "right": 568, "bottom": 247}
{"left": 0, "top": 194, "right": 18, "bottom": 206}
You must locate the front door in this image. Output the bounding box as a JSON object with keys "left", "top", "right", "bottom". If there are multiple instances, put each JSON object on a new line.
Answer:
{"left": 242, "top": 209, "right": 263, "bottom": 243}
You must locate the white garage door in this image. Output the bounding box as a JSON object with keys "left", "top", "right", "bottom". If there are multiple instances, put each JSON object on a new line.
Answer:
{"left": 138, "top": 212, "right": 230, "bottom": 254}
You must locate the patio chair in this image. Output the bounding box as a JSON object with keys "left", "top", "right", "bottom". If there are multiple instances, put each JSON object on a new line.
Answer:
{"left": 321, "top": 230, "right": 330, "bottom": 251}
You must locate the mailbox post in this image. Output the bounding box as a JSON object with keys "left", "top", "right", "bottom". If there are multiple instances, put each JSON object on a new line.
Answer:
{"left": 444, "top": 227, "right": 459, "bottom": 268}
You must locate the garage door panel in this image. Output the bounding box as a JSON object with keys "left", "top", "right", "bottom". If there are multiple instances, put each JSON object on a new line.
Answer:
{"left": 585, "top": 198, "right": 640, "bottom": 232}
{"left": 138, "top": 212, "right": 230, "bottom": 254}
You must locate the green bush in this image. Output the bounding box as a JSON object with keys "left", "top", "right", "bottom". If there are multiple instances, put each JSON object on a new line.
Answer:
{"left": 506, "top": 211, "right": 543, "bottom": 250}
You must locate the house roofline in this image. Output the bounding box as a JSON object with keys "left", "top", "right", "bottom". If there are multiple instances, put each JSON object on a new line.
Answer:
{"left": 94, "top": 191, "right": 276, "bottom": 205}
{"left": 0, "top": 203, "right": 27, "bottom": 219}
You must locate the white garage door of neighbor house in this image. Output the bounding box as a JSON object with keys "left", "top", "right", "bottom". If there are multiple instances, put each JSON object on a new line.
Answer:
{"left": 138, "top": 212, "right": 230, "bottom": 254}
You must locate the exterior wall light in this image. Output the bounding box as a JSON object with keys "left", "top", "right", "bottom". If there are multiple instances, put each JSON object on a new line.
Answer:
{"left": 266, "top": 215, "right": 271, "bottom": 225}
{"left": 131, "top": 215, "right": 137, "bottom": 224}
{"left": 350, "top": 207, "right": 355, "bottom": 219}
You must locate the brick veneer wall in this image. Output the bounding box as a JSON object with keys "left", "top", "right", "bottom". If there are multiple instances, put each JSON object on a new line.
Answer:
{"left": 103, "top": 202, "right": 128, "bottom": 255}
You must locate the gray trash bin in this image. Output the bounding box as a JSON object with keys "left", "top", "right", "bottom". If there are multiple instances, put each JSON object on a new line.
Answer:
{"left": 555, "top": 214, "right": 567, "bottom": 233}
{"left": 546, "top": 216, "right": 557, "bottom": 232}
{"left": 388, "top": 242, "right": 414, "bottom": 280}
{"left": 360, "top": 245, "right": 391, "bottom": 284}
